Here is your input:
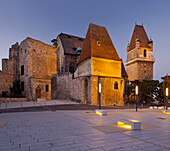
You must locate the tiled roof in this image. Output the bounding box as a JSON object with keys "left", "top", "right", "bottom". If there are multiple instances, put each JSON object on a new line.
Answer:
{"left": 129, "top": 25, "right": 150, "bottom": 51}
{"left": 78, "top": 23, "right": 121, "bottom": 64}
{"left": 58, "top": 33, "right": 85, "bottom": 55}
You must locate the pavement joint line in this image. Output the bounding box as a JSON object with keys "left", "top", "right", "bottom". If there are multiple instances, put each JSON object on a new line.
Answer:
{"left": 120, "top": 131, "right": 170, "bottom": 150}
{"left": 62, "top": 112, "right": 99, "bottom": 126}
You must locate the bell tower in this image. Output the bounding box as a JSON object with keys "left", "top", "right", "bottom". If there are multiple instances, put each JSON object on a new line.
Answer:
{"left": 125, "top": 24, "right": 155, "bottom": 81}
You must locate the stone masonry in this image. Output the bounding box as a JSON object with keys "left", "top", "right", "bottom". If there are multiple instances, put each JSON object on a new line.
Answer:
{"left": 0, "top": 70, "right": 13, "bottom": 95}
{"left": 19, "top": 37, "right": 57, "bottom": 101}
{"left": 125, "top": 25, "right": 155, "bottom": 81}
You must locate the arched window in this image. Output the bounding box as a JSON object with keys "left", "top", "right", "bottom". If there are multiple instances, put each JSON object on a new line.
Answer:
{"left": 114, "top": 81, "right": 118, "bottom": 89}
{"left": 144, "top": 49, "right": 147, "bottom": 57}
{"left": 69, "top": 62, "right": 75, "bottom": 73}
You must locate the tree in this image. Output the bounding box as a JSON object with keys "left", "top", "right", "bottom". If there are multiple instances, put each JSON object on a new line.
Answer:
{"left": 126, "top": 80, "right": 160, "bottom": 105}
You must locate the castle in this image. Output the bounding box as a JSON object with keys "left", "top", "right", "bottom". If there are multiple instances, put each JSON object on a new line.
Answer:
{"left": 0, "top": 23, "right": 154, "bottom": 106}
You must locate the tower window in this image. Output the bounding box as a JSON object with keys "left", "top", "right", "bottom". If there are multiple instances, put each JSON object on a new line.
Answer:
{"left": 144, "top": 49, "right": 147, "bottom": 57}
{"left": 114, "top": 81, "right": 118, "bottom": 89}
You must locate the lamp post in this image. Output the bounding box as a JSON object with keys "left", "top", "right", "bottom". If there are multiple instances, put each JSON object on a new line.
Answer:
{"left": 98, "top": 77, "right": 101, "bottom": 109}
{"left": 166, "top": 87, "right": 168, "bottom": 110}
{"left": 135, "top": 85, "right": 138, "bottom": 112}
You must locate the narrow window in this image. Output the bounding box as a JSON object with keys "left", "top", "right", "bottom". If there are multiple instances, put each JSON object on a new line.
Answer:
{"left": 144, "top": 49, "right": 147, "bottom": 57}
{"left": 21, "top": 81, "right": 24, "bottom": 91}
{"left": 21, "top": 65, "right": 24, "bottom": 75}
{"left": 46, "top": 85, "right": 49, "bottom": 92}
{"left": 114, "top": 81, "right": 118, "bottom": 89}
{"left": 97, "top": 41, "right": 101, "bottom": 46}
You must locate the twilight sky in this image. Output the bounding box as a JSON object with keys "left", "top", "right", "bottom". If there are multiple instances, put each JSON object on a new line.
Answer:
{"left": 0, "top": 0, "right": 170, "bottom": 81}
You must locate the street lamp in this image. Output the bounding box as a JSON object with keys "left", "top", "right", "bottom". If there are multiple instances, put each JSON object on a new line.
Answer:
{"left": 135, "top": 85, "right": 138, "bottom": 112}
{"left": 98, "top": 77, "right": 101, "bottom": 109}
{"left": 166, "top": 88, "right": 168, "bottom": 110}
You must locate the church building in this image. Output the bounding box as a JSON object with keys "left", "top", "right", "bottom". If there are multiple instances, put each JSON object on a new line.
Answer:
{"left": 75, "top": 23, "right": 127, "bottom": 106}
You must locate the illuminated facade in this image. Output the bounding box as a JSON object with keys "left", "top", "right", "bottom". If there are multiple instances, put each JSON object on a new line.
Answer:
{"left": 125, "top": 25, "right": 155, "bottom": 81}
{"left": 75, "top": 23, "right": 127, "bottom": 106}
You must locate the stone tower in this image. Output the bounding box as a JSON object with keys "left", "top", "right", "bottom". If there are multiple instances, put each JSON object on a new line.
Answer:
{"left": 125, "top": 25, "right": 155, "bottom": 81}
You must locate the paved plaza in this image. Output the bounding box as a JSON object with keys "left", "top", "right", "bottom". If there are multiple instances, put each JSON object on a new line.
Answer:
{"left": 0, "top": 107, "right": 170, "bottom": 151}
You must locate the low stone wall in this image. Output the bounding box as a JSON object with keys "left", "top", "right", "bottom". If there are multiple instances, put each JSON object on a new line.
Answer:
{"left": 52, "top": 73, "right": 81, "bottom": 101}
{"left": 0, "top": 98, "right": 27, "bottom": 103}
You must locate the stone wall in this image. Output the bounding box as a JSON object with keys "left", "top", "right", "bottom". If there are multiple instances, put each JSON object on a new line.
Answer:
{"left": 90, "top": 76, "right": 124, "bottom": 106}
{"left": 2, "top": 59, "right": 9, "bottom": 73}
{"left": 52, "top": 73, "right": 81, "bottom": 101}
{"left": 0, "top": 71, "right": 13, "bottom": 95}
{"left": 0, "top": 98, "right": 27, "bottom": 103}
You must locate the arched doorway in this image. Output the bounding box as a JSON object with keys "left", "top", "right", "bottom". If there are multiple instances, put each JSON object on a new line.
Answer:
{"left": 36, "top": 86, "right": 41, "bottom": 98}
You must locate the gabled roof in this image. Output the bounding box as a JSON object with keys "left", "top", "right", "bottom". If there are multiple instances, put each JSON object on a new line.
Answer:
{"left": 78, "top": 23, "right": 121, "bottom": 64}
{"left": 129, "top": 25, "right": 150, "bottom": 51}
{"left": 58, "top": 33, "right": 85, "bottom": 55}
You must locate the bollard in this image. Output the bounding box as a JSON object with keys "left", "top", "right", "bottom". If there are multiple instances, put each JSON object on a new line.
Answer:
{"left": 34, "top": 101, "right": 35, "bottom": 106}
{"left": 21, "top": 102, "right": 23, "bottom": 108}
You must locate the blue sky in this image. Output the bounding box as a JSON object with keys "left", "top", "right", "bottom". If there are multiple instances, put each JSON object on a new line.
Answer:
{"left": 0, "top": 0, "right": 170, "bottom": 80}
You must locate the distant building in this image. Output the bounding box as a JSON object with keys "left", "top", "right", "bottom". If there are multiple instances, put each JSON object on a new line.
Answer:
{"left": 125, "top": 25, "right": 155, "bottom": 81}
{"left": 56, "top": 33, "right": 84, "bottom": 73}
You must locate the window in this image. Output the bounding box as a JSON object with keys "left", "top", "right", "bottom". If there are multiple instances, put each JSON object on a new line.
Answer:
{"left": 69, "top": 62, "right": 75, "bottom": 73}
{"left": 68, "top": 36, "right": 71, "bottom": 38}
{"left": 97, "top": 41, "right": 101, "bottom": 46}
{"left": 21, "top": 65, "right": 24, "bottom": 75}
{"left": 21, "top": 81, "right": 24, "bottom": 91}
{"left": 46, "top": 85, "right": 49, "bottom": 92}
{"left": 144, "top": 49, "right": 147, "bottom": 57}
{"left": 114, "top": 81, "right": 118, "bottom": 89}
{"left": 79, "top": 38, "right": 83, "bottom": 41}
{"left": 72, "top": 47, "right": 76, "bottom": 51}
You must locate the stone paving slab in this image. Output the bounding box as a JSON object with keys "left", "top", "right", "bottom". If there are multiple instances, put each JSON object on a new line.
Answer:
{"left": 0, "top": 109, "right": 170, "bottom": 151}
